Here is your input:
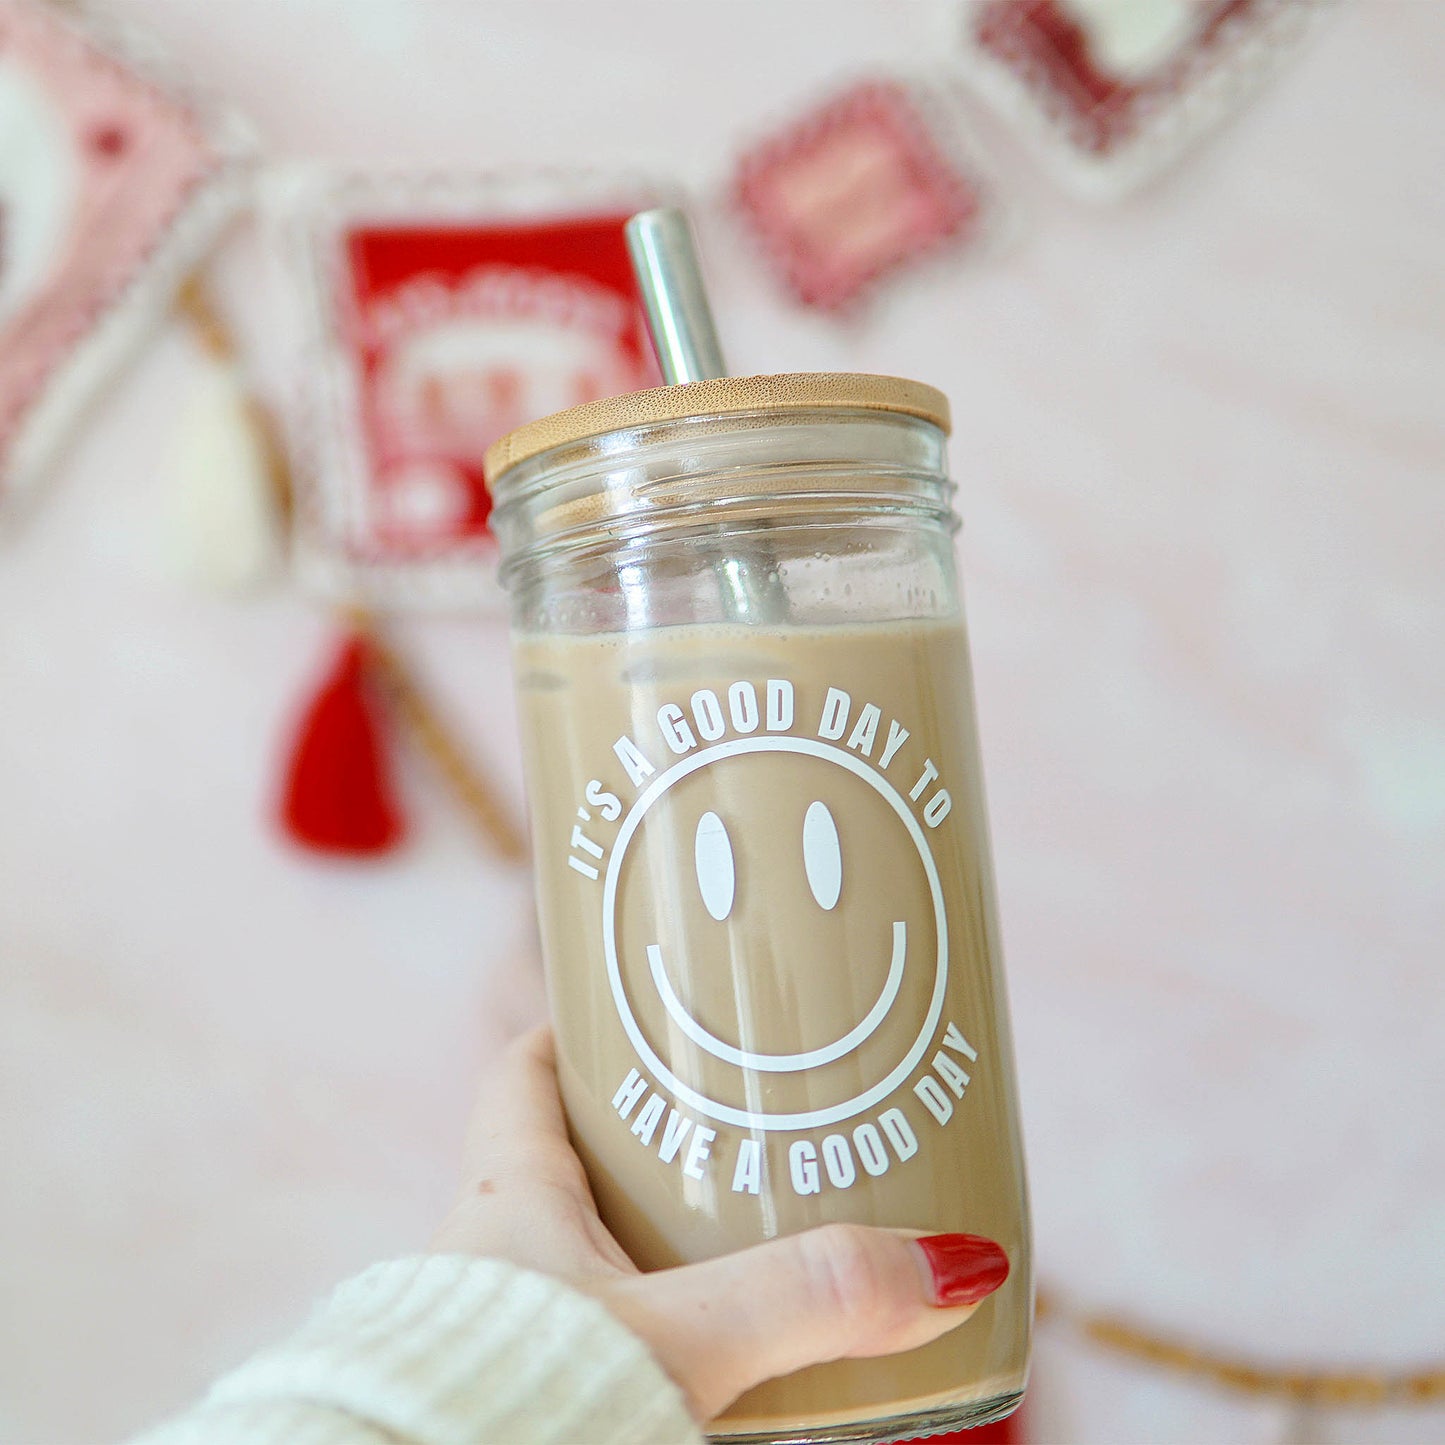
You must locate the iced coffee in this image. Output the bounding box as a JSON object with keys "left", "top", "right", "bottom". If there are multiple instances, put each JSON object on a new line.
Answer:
{"left": 487, "top": 375, "right": 1031, "bottom": 1442}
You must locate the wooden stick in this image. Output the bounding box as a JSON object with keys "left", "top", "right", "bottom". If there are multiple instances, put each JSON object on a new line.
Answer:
{"left": 175, "top": 274, "right": 233, "bottom": 359}
{"left": 175, "top": 273, "right": 294, "bottom": 528}
{"left": 351, "top": 610, "right": 530, "bottom": 865}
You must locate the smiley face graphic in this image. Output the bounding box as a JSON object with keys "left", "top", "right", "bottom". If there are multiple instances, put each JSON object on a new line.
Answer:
{"left": 603, "top": 736, "right": 949, "bottom": 1131}
{"left": 648, "top": 801, "right": 908, "bottom": 1073}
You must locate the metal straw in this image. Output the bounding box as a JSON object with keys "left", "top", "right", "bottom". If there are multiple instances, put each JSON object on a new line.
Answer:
{"left": 625, "top": 209, "right": 728, "bottom": 383}
{"left": 624, "top": 208, "right": 787, "bottom": 622}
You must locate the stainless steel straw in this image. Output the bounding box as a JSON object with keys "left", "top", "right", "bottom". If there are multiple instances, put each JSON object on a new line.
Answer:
{"left": 624, "top": 208, "right": 786, "bottom": 621}
{"left": 625, "top": 209, "right": 729, "bottom": 384}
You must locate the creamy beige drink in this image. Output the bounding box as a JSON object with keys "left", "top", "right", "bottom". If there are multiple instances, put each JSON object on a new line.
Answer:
{"left": 515, "top": 616, "right": 1031, "bottom": 1436}
{"left": 488, "top": 367, "right": 1031, "bottom": 1438}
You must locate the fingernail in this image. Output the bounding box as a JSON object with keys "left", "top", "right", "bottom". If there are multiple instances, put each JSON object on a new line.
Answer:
{"left": 916, "top": 1233, "right": 1010, "bottom": 1307}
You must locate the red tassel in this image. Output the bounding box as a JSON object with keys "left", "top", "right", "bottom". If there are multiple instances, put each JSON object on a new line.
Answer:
{"left": 278, "top": 631, "right": 406, "bottom": 855}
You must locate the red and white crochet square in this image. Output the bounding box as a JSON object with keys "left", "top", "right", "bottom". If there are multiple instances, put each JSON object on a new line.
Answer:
{"left": 961, "top": 0, "right": 1327, "bottom": 194}
{"left": 732, "top": 81, "right": 989, "bottom": 313}
{"left": 0, "top": 0, "right": 243, "bottom": 509}
{"left": 281, "top": 174, "right": 661, "bottom": 609}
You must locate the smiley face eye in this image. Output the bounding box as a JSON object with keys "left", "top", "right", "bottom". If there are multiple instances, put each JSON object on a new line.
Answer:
{"left": 694, "top": 811, "right": 736, "bottom": 921}
{"left": 803, "top": 800, "right": 842, "bottom": 911}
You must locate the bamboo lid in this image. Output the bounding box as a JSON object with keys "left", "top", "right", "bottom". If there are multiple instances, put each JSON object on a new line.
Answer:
{"left": 483, "top": 372, "right": 951, "bottom": 487}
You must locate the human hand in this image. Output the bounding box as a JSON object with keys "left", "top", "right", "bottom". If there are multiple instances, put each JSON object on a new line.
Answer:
{"left": 431, "top": 1027, "right": 1009, "bottom": 1424}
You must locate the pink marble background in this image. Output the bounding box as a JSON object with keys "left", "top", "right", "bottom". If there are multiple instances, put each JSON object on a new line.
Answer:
{"left": 1, "top": 3, "right": 1441, "bottom": 1443}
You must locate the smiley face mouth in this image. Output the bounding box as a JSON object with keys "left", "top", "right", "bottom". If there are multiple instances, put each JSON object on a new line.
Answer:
{"left": 645, "top": 920, "right": 907, "bottom": 1074}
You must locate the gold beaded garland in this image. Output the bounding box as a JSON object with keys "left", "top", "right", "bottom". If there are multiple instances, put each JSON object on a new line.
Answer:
{"left": 1038, "top": 1289, "right": 1445, "bottom": 1407}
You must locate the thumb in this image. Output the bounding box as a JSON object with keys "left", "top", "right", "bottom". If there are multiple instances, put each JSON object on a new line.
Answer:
{"left": 602, "top": 1225, "right": 1009, "bottom": 1422}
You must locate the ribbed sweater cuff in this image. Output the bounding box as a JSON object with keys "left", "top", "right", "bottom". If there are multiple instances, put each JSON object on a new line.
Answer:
{"left": 136, "top": 1255, "right": 701, "bottom": 1445}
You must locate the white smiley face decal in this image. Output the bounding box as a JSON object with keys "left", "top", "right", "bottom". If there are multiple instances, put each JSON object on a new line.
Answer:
{"left": 602, "top": 736, "right": 951, "bottom": 1132}
{"left": 694, "top": 801, "right": 842, "bottom": 919}
{"left": 646, "top": 803, "right": 908, "bottom": 1074}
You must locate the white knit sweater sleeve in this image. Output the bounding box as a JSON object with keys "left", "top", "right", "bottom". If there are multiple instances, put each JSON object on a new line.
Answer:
{"left": 131, "top": 1255, "right": 702, "bottom": 1445}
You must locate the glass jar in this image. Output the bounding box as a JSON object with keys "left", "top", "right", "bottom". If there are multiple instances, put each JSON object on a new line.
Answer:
{"left": 486, "top": 374, "right": 1031, "bottom": 1442}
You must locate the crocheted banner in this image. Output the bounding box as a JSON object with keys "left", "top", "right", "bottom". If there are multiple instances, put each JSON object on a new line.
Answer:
{"left": 272, "top": 169, "right": 662, "bottom": 611}
{"left": 0, "top": 0, "right": 248, "bottom": 513}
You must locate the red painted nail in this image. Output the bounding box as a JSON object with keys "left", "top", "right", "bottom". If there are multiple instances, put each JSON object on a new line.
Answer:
{"left": 916, "top": 1233, "right": 1010, "bottom": 1307}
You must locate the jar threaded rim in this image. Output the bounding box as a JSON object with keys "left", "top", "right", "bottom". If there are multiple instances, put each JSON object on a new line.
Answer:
{"left": 483, "top": 372, "right": 951, "bottom": 488}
